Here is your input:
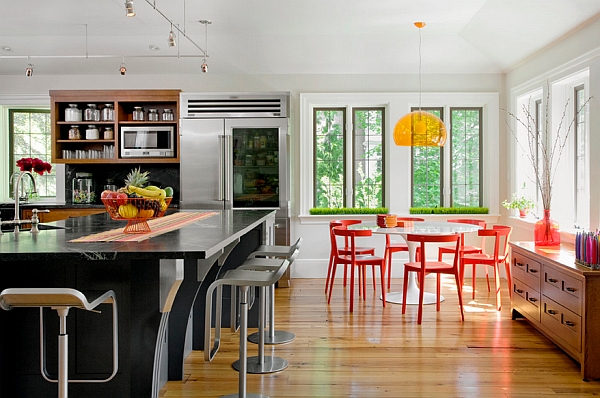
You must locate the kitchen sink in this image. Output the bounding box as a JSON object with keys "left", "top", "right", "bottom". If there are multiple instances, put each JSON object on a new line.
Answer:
{"left": 0, "top": 223, "right": 67, "bottom": 233}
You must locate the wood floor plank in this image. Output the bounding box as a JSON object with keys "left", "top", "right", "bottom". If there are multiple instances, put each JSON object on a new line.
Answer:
{"left": 160, "top": 277, "right": 600, "bottom": 397}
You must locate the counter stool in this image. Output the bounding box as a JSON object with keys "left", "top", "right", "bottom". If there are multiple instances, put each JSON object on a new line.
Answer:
{"left": 234, "top": 252, "right": 299, "bottom": 374}
{"left": 246, "top": 237, "right": 302, "bottom": 345}
{"left": 204, "top": 261, "right": 290, "bottom": 398}
{"left": 0, "top": 288, "right": 118, "bottom": 398}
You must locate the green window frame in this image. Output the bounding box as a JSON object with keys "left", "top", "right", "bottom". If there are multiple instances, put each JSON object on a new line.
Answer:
{"left": 411, "top": 107, "right": 443, "bottom": 208}
{"left": 314, "top": 107, "right": 385, "bottom": 209}
{"left": 9, "top": 108, "right": 55, "bottom": 198}
{"left": 450, "top": 107, "right": 482, "bottom": 207}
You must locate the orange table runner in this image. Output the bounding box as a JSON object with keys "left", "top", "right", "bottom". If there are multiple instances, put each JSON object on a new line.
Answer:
{"left": 69, "top": 211, "right": 219, "bottom": 243}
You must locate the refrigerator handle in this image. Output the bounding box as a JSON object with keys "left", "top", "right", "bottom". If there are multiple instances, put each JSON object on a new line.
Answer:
{"left": 224, "top": 134, "right": 232, "bottom": 202}
{"left": 218, "top": 135, "right": 225, "bottom": 201}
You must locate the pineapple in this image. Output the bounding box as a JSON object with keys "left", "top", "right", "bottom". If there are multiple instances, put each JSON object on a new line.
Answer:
{"left": 124, "top": 167, "right": 150, "bottom": 189}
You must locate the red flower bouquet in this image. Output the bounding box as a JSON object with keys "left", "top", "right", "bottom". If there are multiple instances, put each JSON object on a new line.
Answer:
{"left": 16, "top": 157, "right": 52, "bottom": 175}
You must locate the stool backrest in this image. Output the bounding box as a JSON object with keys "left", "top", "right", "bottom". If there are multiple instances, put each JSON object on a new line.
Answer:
{"left": 447, "top": 219, "right": 486, "bottom": 248}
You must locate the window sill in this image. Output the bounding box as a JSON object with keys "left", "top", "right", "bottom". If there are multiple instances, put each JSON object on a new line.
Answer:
{"left": 298, "top": 213, "right": 501, "bottom": 225}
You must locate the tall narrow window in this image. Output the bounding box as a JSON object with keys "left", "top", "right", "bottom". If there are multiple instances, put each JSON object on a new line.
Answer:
{"left": 314, "top": 107, "right": 385, "bottom": 209}
{"left": 411, "top": 108, "right": 443, "bottom": 207}
{"left": 314, "top": 108, "right": 346, "bottom": 208}
{"left": 451, "top": 108, "right": 482, "bottom": 207}
{"left": 9, "top": 109, "right": 55, "bottom": 198}
{"left": 353, "top": 108, "right": 384, "bottom": 208}
{"left": 574, "top": 85, "right": 589, "bottom": 228}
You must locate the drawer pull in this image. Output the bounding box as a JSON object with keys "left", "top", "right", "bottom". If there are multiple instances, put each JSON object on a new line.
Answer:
{"left": 529, "top": 269, "right": 538, "bottom": 274}
{"left": 548, "top": 278, "right": 558, "bottom": 283}
{"left": 528, "top": 297, "right": 538, "bottom": 303}
{"left": 515, "top": 289, "right": 524, "bottom": 294}
{"left": 547, "top": 309, "right": 558, "bottom": 315}
{"left": 565, "top": 321, "right": 576, "bottom": 327}
{"left": 515, "top": 261, "right": 525, "bottom": 267}
{"left": 566, "top": 287, "right": 576, "bottom": 293}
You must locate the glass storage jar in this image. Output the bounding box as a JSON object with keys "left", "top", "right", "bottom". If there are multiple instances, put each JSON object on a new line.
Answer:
{"left": 148, "top": 108, "right": 159, "bottom": 121}
{"left": 72, "top": 172, "right": 97, "bottom": 204}
{"left": 68, "top": 125, "right": 81, "bottom": 140}
{"left": 86, "top": 125, "right": 99, "bottom": 140}
{"left": 133, "top": 106, "right": 144, "bottom": 121}
{"left": 162, "top": 109, "right": 174, "bottom": 121}
{"left": 84, "top": 104, "right": 100, "bottom": 121}
{"left": 65, "top": 104, "right": 82, "bottom": 122}
{"left": 103, "top": 127, "right": 114, "bottom": 139}
{"left": 101, "top": 104, "right": 114, "bottom": 121}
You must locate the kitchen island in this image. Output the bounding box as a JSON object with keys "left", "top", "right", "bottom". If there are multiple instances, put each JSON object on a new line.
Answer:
{"left": 0, "top": 209, "right": 275, "bottom": 398}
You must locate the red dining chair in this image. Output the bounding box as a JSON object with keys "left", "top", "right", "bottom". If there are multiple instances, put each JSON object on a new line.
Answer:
{"left": 438, "top": 219, "right": 486, "bottom": 279}
{"left": 328, "top": 226, "right": 386, "bottom": 313}
{"left": 460, "top": 225, "right": 512, "bottom": 311}
{"left": 325, "top": 220, "right": 376, "bottom": 294}
{"left": 402, "top": 233, "right": 464, "bottom": 324}
{"left": 384, "top": 217, "right": 425, "bottom": 289}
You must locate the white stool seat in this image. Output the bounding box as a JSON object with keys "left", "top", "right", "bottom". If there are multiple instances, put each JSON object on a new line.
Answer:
{"left": 0, "top": 288, "right": 118, "bottom": 398}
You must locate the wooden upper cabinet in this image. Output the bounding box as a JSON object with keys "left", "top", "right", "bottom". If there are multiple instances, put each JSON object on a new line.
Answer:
{"left": 50, "top": 89, "right": 181, "bottom": 164}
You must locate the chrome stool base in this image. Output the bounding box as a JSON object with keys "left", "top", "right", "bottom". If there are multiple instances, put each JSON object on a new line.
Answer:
{"left": 232, "top": 355, "right": 288, "bottom": 374}
{"left": 248, "top": 330, "right": 295, "bottom": 345}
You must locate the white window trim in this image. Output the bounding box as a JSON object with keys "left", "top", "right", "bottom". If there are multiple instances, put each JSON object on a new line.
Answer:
{"left": 0, "top": 95, "right": 65, "bottom": 204}
{"left": 299, "top": 92, "right": 500, "bottom": 218}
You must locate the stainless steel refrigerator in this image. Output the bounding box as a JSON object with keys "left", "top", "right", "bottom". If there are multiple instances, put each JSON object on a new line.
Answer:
{"left": 179, "top": 92, "right": 291, "bottom": 279}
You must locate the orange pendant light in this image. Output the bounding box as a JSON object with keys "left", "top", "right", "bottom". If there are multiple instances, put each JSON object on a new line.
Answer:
{"left": 393, "top": 110, "right": 447, "bottom": 146}
{"left": 394, "top": 22, "right": 447, "bottom": 147}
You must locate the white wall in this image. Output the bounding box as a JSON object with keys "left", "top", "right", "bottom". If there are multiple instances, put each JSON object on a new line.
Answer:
{"left": 504, "top": 16, "right": 600, "bottom": 240}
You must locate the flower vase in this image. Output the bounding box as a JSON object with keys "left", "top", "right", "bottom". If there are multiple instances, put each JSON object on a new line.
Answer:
{"left": 534, "top": 209, "right": 560, "bottom": 246}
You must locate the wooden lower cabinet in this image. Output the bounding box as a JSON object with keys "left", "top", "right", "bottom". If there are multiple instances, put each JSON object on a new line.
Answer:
{"left": 510, "top": 242, "right": 600, "bottom": 380}
{"left": 21, "top": 207, "right": 105, "bottom": 223}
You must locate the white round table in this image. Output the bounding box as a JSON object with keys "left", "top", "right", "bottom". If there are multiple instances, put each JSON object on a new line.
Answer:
{"left": 349, "top": 221, "right": 482, "bottom": 305}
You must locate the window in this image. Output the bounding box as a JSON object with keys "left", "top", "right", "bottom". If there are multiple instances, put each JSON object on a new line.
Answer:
{"left": 9, "top": 109, "right": 55, "bottom": 198}
{"left": 574, "top": 85, "right": 589, "bottom": 228}
{"left": 314, "top": 107, "right": 384, "bottom": 208}
{"left": 451, "top": 108, "right": 482, "bottom": 207}
{"left": 411, "top": 107, "right": 482, "bottom": 208}
{"left": 411, "top": 108, "right": 443, "bottom": 207}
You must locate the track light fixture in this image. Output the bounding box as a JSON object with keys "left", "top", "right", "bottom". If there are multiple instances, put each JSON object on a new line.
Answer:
{"left": 201, "top": 59, "right": 208, "bottom": 73}
{"left": 168, "top": 23, "right": 176, "bottom": 47}
{"left": 25, "top": 63, "right": 34, "bottom": 77}
{"left": 120, "top": 56, "right": 127, "bottom": 75}
{"left": 125, "top": 0, "right": 135, "bottom": 17}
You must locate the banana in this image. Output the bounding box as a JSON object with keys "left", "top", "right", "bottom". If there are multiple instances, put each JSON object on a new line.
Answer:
{"left": 128, "top": 185, "right": 166, "bottom": 199}
{"left": 144, "top": 185, "right": 162, "bottom": 191}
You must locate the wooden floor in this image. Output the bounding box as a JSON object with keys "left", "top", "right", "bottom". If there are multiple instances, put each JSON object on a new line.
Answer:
{"left": 160, "top": 277, "right": 600, "bottom": 397}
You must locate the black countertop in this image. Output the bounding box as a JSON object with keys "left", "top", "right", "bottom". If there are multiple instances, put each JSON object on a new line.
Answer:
{"left": 0, "top": 209, "right": 275, "bottom": 262}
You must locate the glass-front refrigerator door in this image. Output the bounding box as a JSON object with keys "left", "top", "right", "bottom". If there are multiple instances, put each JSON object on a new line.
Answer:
{"left": 226, "top": 118, "right": 288, "bottom": 214}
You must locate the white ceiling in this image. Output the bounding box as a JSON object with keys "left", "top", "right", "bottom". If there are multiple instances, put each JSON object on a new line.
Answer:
{"left": 0, "top": 0, "right": 599, "bottom": 76}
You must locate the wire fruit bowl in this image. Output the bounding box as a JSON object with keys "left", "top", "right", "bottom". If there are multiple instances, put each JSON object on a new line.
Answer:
{"left": 102, "top": 197, "right": 172, "bottom": 233}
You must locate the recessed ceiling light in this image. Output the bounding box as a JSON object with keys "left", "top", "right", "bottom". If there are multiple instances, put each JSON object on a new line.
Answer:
{"left": 149, "top": 45, "right": 160, "bottom": 51}
{"left": 1, "top": 46, "right": 12, "bottom": 52}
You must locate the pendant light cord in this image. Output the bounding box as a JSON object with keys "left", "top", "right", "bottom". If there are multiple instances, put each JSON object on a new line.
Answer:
{"left": 418, "top": 25, "right": 422, "bottom": 112}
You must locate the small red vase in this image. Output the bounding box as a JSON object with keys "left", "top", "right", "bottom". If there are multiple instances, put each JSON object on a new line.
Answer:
{"left": 534, "top": 209, "right": 560, "bottom": 246}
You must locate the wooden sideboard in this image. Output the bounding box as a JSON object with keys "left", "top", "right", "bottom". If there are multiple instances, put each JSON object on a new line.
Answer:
{"left": 510, "top": 242, "right": 600, "bottom": 380}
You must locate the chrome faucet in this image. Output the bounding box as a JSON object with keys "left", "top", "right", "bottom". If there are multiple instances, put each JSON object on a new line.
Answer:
{"left": 12, "top": 171, "right": 37, "bottom": 233}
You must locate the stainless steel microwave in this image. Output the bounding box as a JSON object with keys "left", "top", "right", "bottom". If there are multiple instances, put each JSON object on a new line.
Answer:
{"left": 120, "top": 126, "right": 175, "bottom": 158}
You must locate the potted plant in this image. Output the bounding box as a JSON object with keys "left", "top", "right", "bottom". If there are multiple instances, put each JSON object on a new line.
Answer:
{"left": 502, "top": 194, "right": 535, "bottom": 218}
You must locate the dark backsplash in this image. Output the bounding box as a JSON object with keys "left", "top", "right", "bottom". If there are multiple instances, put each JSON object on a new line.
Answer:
{"left": 65, "top": 164, "right": 180, "bottom": 205}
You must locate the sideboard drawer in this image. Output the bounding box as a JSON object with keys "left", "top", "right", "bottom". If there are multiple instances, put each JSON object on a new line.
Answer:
{"left": 542, "top": 267, "right": 582, "bottom": 315}
{"left": 542, "top": 296, "right": 582, "bottom": 353}
{"left": 512, "top": 252, "right": 541, "bottom": 290}
{"left": 512, "top": 279, "right": 540, "bottom": 322}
